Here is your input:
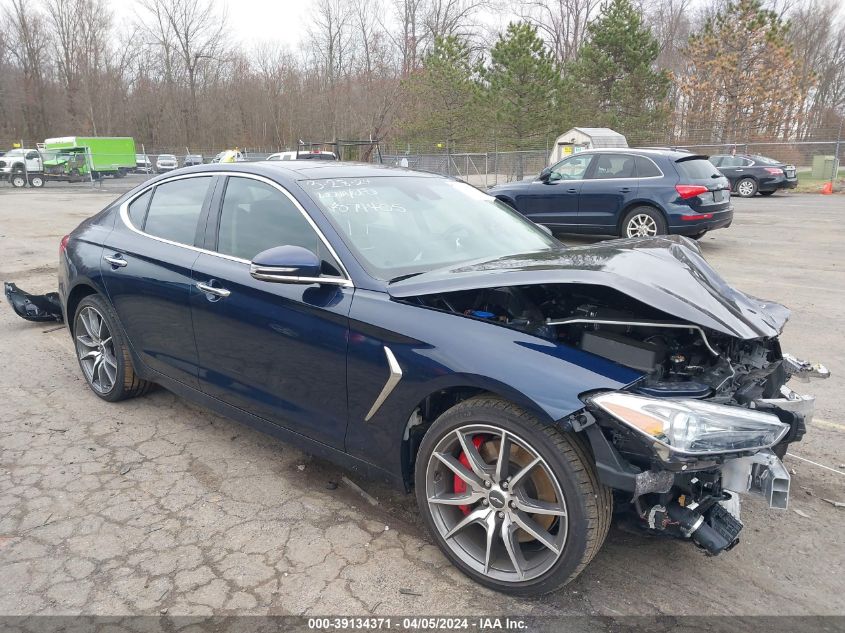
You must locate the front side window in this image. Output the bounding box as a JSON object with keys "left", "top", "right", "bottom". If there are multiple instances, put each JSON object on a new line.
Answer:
{"left": 303, "top": 176, "right": 559, "bottom": 281}
{"left": 550, "top": 154, "right": 592, "bottom": 181}
{"left": 589, "top": 154, "right": 636, "bottom": 179}
{"left": 217, "top": 177, "right": 322, "bottom": 261}
{"left": 144, "top": 177, "right": 211, "bottom": 244}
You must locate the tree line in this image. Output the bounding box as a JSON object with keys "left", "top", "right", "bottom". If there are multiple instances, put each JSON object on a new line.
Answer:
{"left": 0, "top": 0, "right": 843, "bottom": 154}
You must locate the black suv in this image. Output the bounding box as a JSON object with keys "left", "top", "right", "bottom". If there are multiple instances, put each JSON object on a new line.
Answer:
{"left": 709, "top": 154, "right": 798, "bottom": 197}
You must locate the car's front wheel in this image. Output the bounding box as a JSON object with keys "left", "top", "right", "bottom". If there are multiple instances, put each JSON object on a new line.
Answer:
{"left": 11, "top": 172, "right": 27, "bottom": 188}
{"left": 621, "top": 206, "right": 666, "bottom": 238}
{"left": 415, "top": 396, "right": 611, "bottom": 596}
{"left": 73, "top": 294, "right": 153, "bottom": 402}
{"left": 735, "top": 177, "right": 758, "bottom": 197}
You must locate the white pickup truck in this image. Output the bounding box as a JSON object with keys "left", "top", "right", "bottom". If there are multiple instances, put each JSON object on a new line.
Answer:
{"left": 0, "top": 148, "right": 45, "bottom": 187}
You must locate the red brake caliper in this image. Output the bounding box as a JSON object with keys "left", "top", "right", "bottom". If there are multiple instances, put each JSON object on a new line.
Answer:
{"left": 455, "top": 435, "right": 486, "bottom": 515}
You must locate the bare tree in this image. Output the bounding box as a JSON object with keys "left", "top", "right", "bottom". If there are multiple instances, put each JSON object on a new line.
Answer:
{"left": 518, "top": 0, "right": 600, "bottom": 63}
{"left": 4, "top": 0, "right": 51, "bottom": 139}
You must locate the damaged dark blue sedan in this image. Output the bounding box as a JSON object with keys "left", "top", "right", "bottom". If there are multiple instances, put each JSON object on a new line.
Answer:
{"left": 9, "top": 162, "right": 828, "bottom": 596}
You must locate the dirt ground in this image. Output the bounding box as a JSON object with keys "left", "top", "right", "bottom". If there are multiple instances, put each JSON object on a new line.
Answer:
{"left": 1, "top": 179, "right": 844, "bottom": 616}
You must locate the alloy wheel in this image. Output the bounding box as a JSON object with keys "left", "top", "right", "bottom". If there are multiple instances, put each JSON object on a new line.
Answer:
{"left": 737, "top": 180, "right": 755, "bottom": 197}
{"left": 626, "top": 213, "right": 657, "bottom": 237}
{"left": 424, "top": 424, "right": 568, "bottom": 583}
{"left": 11, "top": 175, "right": 26, "bottom": 188}
{"left": 75, "top": 306, "right": 118, "bottom": 394}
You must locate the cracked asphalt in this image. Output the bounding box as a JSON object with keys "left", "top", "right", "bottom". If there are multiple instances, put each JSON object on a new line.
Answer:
{"left": 1, "top": 179, "right": 844, "bottom": 616}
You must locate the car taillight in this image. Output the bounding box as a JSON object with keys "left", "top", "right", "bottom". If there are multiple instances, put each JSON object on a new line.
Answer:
{"left": 59, "top": 234, "right": 70, "bottom": 254}
{"left": 764, "top": 167, "right": 783, "bottom": 175}
{"left": 675, "top": 185, "right": 709, "bottom": 199}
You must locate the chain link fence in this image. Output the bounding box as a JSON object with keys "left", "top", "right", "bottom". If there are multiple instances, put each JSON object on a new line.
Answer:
{"left": 2, "top": 138, "right": 841, "bottom": 191}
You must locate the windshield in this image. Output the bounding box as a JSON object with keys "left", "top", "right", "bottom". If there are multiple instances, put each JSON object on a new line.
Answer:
{"left": 5, "top": 149, "right": 24, "bottom": 157}
{"left": 302, "top": 176, "right": 559, "bottom": 280}
{"left": 159, "top": 155, "right": 176, "bottom": 160}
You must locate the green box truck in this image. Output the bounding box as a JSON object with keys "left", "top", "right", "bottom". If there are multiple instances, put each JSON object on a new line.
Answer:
{"left": 42, "top": 136, "right": 136, "bottom": 179}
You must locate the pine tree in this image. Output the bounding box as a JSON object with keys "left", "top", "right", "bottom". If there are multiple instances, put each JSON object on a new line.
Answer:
{"left": 482, "top": 22, "right": 562, "bottom": 150}
{"left": 399, "top": 36, "right": 481, "bottom": 150}
{"left": 566, "top": 0, "right": 670, "bottom": 139}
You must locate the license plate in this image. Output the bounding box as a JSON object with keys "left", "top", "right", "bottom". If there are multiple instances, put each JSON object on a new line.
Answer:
{"left": 786, "top": 169, "right": 795, "bottom": 178}
{"left": 713, "top": 189, "right": 727, "bottom": 202}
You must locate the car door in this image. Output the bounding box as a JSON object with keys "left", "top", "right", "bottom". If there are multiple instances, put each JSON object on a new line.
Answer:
{"left": 716, "top": 156, "right": 752, "bottom": 188}
{"left": 190, "top": 175, "right": 352, "bottom": 449}
{"left": 577, "top": 153, "right": 639, "bottom": 230}
{"left": 101, "top": 175, "right": 216, "bottom": 388}
{"left": 520, "top": 154, "right": 593, "bottom": 226}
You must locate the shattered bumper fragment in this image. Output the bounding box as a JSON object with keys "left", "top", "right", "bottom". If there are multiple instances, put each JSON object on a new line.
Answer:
{"left": 3, "top": 282, "right": 64, "bottom": 322}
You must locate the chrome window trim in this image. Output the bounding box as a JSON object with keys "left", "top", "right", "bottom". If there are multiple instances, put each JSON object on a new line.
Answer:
{"left": 118, "top": 171, "right": 354, "bottom": 286}
{"left": 550, "top": 152, "right": 665, "bottom": 181}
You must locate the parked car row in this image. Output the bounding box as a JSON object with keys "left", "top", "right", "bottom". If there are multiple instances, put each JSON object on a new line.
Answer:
{"left": 135, "top": 153, "right": 206, "bottom": 173}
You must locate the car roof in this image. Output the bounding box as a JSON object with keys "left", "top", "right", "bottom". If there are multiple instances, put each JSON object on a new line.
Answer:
{"left": 182, "top": 161, "right": 438, "bottom": 181}
{"left": 577, "top": 147, "right": 695, "bottom": 160}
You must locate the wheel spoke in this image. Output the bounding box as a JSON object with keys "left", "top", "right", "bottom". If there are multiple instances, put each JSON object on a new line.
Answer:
{"left": 76, "top": 334, "right": 96, "bottom": 349}
{"left": 444, "top": 506, "right": 488, "bottom": 540}
{"left": 482, "top": 508, "right": 500, "bottom": 574}
{"left": 455, "top": 430, "right": 491, "bottom": 479}
{"left": 103, "top": 348, "right": 118, "bottom": 369}
{"left": 508, "top": 456, "right": 541, "bottom": 489}
{"left": 428, "top": 490, "right": 485, "bottom": 506}
{"left": 80, "top": 310, "right": 97, "bottom": 341}
{"left": 79, "top": 349, "right": 99, "bottom": 361}
{"left": 501, "top": 515, "right": 526, "bottom": 580}
{"left": 514, "top": 489, "right": 566, "bottom": 517}
{"left": 434, "top": 452, "right": 485, "bottom": 491}
{"left": 512, "top": 511, "right": 560, "bottom": 555}
{"left": 494, "top": 430, "right": 511, "bottom": 483}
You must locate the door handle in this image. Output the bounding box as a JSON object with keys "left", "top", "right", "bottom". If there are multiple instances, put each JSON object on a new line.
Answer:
{"left": 566, "top": 188, "right": 578, "bottom": 193}
{"left": 618, "top": 187, "right": 631, "bottom": 193}
{"left": 196, "top": 281, "right": 231, "bottom": 298}
{"left": 103, "top": 254, "right": 127, "bottom": 268}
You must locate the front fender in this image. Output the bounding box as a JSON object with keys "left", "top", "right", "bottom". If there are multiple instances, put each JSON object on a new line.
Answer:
{"left": 344, "top": 289, "right": 642, "bottom": 479}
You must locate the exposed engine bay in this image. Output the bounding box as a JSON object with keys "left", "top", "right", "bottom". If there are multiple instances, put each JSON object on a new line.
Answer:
{"left": 406, "top": 283, "right": 802, "bottom": 404}
{"left": 405, "top": 282, "right": 829, "bottom": 556}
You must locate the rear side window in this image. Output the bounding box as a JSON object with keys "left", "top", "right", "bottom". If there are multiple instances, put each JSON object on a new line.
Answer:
{"left": 217, "top": 177, "right": 320, "bottom": 260}
{"left": 589, "top": 154, "right": 636, "bottom": 179}
{"left": 144, "top": 177, "right": 211, "bottom": 244}
{"left": 675, "top": 158, "right": 721, "bottom": 180}
{"left": 127, "top": 190, "right": 152, "bottom": 228}
{"left": 634, "top": 156, "right": 662, "bottom": 178}
{"left": 709, "top": 155, "right": 725, "bottom": 167}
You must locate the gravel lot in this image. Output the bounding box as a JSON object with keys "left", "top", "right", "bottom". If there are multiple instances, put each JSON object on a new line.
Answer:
{"left": 1, "top": 179, "right": 844, "bottom": 616}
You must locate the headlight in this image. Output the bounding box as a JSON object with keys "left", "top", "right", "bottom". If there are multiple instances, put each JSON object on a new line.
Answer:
{"left": 589, "top": 392, "right": 788, "bottom": 457}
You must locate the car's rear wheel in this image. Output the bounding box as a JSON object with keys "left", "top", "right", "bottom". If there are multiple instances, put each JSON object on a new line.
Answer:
{"left": 415, "top": 396, "right": 611, "bottom": 596}
{"left": 74, "top": 295, "right": 153, "bottom": 402}
{"left": 621, "top": 206, "right": 666, "bottom": 238}
{"left": 759, "top": 190, "right": 775, "bottom": 196}
{"left": 735, "top": 178, "right": 757, "bottom": 197}
{"left": 29, "top": 175, "right": 44, "bottom": 188}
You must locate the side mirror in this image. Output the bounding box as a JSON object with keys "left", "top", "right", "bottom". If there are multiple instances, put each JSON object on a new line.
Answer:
{"left": 249, "top": 245, "right": 349, "bottom": 287}
{"left": 250, "top": 245, "right": 321, "bottom": 282}
{"left": 539, "top": 168, "right": 551, "bottom": 182}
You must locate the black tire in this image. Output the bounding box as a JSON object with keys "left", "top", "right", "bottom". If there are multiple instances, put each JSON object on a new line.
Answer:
{"left": 735, "top": 177, "right": 758, "bottom": 198}
{"left": 11, "top": 171, "right": 27, "bottom": 188}
{"left": 620, "top": 206, "right": 667, "bottom": 238}
{"left": 759, "top": 190, "right": 775, "bottom": 196}
{"left": 73, "top": 294, "right": 153, "bottom": 402}
{"left": 414, "top": 395, "right": 611, "bottom": 596}
{"left": 28, "top": 174, "right": 45, "bottom": 188}
{"left": 689, "top": 232, "right": 707, "bottom": 240}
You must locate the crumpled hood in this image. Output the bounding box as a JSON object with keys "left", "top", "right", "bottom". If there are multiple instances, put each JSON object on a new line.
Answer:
{"left": 388, "top": 235, "right": 789, "bottom": 340}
